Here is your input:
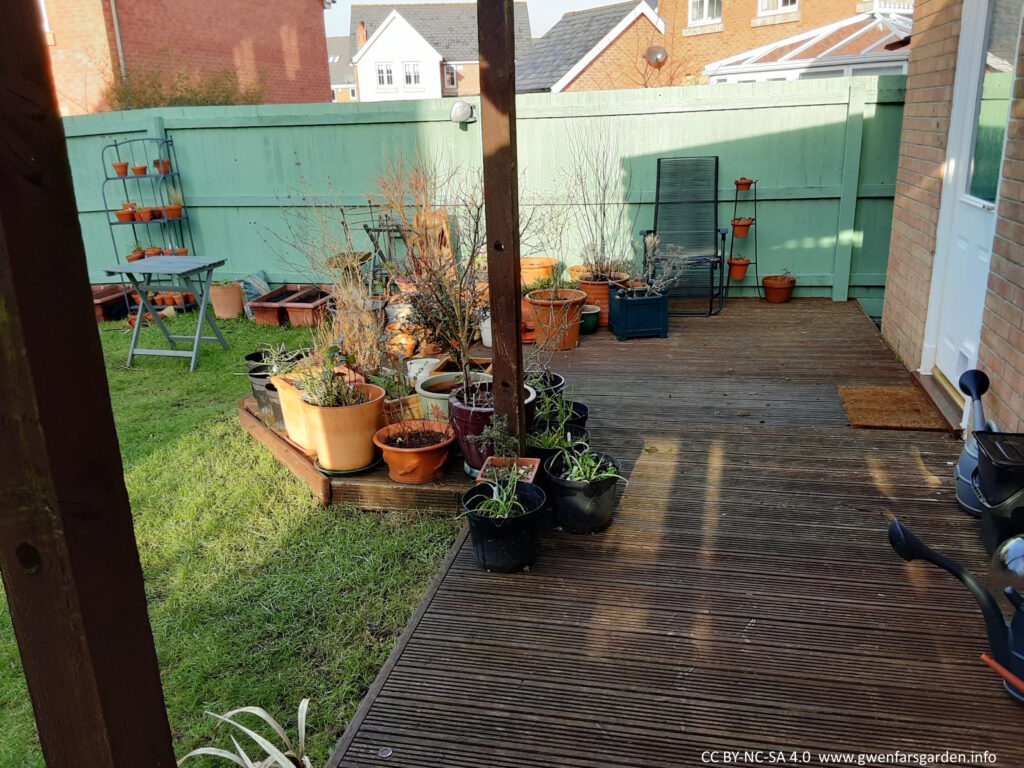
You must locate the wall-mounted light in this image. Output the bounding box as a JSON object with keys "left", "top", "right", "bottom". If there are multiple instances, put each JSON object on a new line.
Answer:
{"left": 644, "top": 45, "right": 668, "bottom": 68}
{"left": 450, "top": 100, "right": 476, "bottom": 124}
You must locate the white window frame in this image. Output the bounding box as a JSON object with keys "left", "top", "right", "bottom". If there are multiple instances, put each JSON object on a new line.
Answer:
{"left": 758, "top": 0, "right": 798, "bottom": 16}
{"left": 444, "top": 63, "right": 457, "bottom": 89}
{"left": 689, "top": 0, "right": 722, "bottom": 26}
{"left": 403, "top": 62, "right": 421, "bottom": 88}
{"left": 376, "top": 63, "right": 394, "bottom": 88}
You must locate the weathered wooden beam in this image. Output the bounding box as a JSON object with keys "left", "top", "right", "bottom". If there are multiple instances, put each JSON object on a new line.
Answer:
{"left": 0, "top": 3, "right": 177, "bottom": 767}
{"left": 477, "top": 0, "right": 526, "bottom": 447}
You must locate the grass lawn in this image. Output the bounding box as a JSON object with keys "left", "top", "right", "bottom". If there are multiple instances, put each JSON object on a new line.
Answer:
{"left": 0, "top": 314, "right": 461, "bottom": 768}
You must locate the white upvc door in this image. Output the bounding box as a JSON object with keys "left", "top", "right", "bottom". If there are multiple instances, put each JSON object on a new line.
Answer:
{"left": 924, "top": 0, "right": 1023, "bottom": 399}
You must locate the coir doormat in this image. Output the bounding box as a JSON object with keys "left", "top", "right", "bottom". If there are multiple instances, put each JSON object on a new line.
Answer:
{"left": 839, "top": 384, "right": 948, "bottom": 431}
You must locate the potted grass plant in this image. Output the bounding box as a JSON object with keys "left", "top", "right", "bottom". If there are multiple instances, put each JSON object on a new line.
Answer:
{"left": 244, "top": 343, "right": 309, "bottom": 431}
{"left": 462, "top": 471, "right": 547, "bottom": 572}
{"left": 292, "top": 346, "right": 385, "bottom": 472}
{"left": 544, "top": 443, "right": 624, "bottom": 534}
{"left": 532, "top": 388, "right": 589, "bottom": 432}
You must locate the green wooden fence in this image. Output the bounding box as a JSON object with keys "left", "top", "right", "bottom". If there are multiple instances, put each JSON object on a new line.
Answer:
{"left": 63, "top": 76, "right": 905, "bottom": 316}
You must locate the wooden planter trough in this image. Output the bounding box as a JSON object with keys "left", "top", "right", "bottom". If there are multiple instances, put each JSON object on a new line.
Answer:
{"left": 91, "top": 284, "right": 129, "bottom": 321}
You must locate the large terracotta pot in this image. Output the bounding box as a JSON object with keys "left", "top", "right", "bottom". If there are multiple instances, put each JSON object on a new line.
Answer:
{"left": 373, "top": 420, "right": 454, "bottom": 484}
{"left": 209, "top": 283, "right": 244, "bottom": 319}
{"left": 526, "top": 289, "right": 586, "bottom": 350}
{"left": 762, "top": 274, "right": 796, "bottom": 304}
{"left": 301, "top": 383, "right": 386, "bottom": 471}
{"left": 567, "top": 267, "right": 628, "bottom": 327}
{"left": 271, "top": 375, "right": 316, "bottom": 453}
{"left": 520, "top": 256, "right": 556, "bottom": 286}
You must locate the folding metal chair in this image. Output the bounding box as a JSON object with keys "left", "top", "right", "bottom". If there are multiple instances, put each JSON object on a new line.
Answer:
{"left": 641, "top": 156, "right": 729, "bottom": 317}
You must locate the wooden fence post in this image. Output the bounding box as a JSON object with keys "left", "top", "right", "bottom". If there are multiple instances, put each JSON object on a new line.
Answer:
{"left": 833, "top": 81, "right": 866, "bottom": 302}
{"left": 0, "top": 3, "right": 177, "bottom": 766}
{"left": 477, "top": 0, "right": 526, "bottom": 448}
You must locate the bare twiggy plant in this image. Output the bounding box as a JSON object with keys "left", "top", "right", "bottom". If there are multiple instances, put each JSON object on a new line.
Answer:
{"left": 628, "top": 232, "right": 688, "bottom": 296}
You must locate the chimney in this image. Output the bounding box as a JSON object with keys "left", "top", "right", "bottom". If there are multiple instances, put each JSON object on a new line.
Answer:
{"left": 356, "top": 21, "right": 367, "bottom": 50}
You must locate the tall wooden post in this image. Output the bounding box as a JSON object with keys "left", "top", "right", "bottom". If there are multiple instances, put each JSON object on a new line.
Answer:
{"left": 477, "top": 0, "right": 526, "bottom": 447}
{"left": 0, "top": 3, "right": 177, "bottom": 767}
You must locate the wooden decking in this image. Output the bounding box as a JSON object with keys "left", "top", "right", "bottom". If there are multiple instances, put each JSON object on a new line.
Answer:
{"left": 326, "top": 299, "right": 1023, "bottom": 766}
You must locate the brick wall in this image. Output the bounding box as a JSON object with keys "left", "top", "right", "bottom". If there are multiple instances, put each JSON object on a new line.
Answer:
{"left": 978, "top": 18, "right": 1024, "bottom": 431}
{"left": 43, "top": 0, "right": 118, "bottom": 115}
{"left": 563, "top": 14, "right": 670, "bottom": 92}
{"left": 43, "top": 0, "right": 330, "bottom": 113}
{"left": 661, "top": 0, "right": 860, "bottom": 78}
{"left": 880, "top": 0, "right": 963, "bottom": 371}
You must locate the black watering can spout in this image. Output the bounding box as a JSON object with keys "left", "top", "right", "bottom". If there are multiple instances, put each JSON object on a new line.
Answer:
{"left": 888, "top": 519, "right": 1012, "bottom": 667}
{"left": 959, "top": 369, "right": 990, "bottom": 432}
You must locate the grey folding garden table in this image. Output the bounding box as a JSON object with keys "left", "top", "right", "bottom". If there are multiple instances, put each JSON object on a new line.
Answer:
{"left": 103, "top": 256, "right": 228, "bottom": 371}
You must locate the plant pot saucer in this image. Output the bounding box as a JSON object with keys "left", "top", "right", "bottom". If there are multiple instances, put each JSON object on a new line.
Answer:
{"left": 314, "top": 455, "right": 383, "bottom": 477}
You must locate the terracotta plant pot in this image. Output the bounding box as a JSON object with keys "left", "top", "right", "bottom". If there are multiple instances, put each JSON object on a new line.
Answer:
{"left": 735, "top": 177, "right": 754, "bottom": 191}
{"left": 520, "top": 256, "right": 556, "bottom": 286}
{"left": 271, "top": 375, "right": 316, "bottom": 453}
{"left": 131, "top": 165, "right": 147, "bottom": 176}
{"left": 387, "top": 332, "right": 417, "bottom": 360}
{"left": 144, "top": 247, "right": 162, "bottom": 257}
{"left": 301, "top": 383, "right": 386, "bottom": 472}
{"left": 153, "top": 159, "right": 171, "bottom": 174}
{"left": 112, "top": 161, "right": 129, "bottom": 177}
{"left": 526, "top": 288, "right": 586, "bottom": 350}
{"left": 126, "top": 251, "right": 145, "bottom": 263}
{"left": 122, "top": 201, "right": 137, "bottom": 210}
{"left": 209, "top": 283, "right": 245, "bottom": 319}
{"left": 762, "top": 274, "right": 796, "bottom": 304}
{"left": 148, "top": 206, "right": 163, "bottom": 220}
{"left": 136, "top": 207, "right": 154, "bottom": 222}
{"left": 174, "top": 247, "right": 189, "bottom": 255}
{"left": 728, "top": 257, "right": 751, "bottom": 281}
{"left": 373, "top": 420, "right": 455, "bottom": 484}
{"left": 731, "top": 217, "right": 754, "bottom": 238}
{"left": 383, "top": 393, "right": 423, "bottom": 425}
{"left": 163, "top": 204, "right": 183, "bottom": 219}
{"left": 114, "top": 209, "right": 135, "bottom": 222}
{"left": 520, "top": 296, "right": 535, "bottom": 328}
{"left": 476, "top": 456, "right": 541, "bottom": 485}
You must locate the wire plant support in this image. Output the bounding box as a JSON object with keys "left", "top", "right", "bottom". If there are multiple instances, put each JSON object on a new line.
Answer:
{"left": 727, "top": 176, "right": 762, "bottom": 300}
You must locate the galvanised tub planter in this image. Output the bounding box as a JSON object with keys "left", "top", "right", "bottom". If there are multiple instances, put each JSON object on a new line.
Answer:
{"left": 608, "top": 288, "right": 669, "bottom": 341}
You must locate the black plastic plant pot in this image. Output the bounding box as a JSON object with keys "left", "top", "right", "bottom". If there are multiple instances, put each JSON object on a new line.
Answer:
{"left": 463, "top": 482, "right": 547, "bottom": 572}
{"left": 534, "top": 400, "right": 589, "bottom": 432}
{"left": 530, "top": 372, "right": 566, "bottom": 401}
{"left": 544, "top": 452, "right": 622, "bottom": 534}
{"left": 243, "top": 347, "right": 311, "bottom": 373}
{"left": 525, "top": 425, "right": 591, "bottom": 473}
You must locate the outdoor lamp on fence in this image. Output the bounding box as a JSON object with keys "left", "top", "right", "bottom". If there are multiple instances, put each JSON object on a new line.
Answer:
{"left": 644, "top": 45, "right": 668, "bottom": 68}
{"left": 450, "top": 101, "right": 476, "bottom": 125}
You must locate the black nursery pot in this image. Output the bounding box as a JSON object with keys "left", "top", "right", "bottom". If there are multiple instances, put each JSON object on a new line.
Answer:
{"left": 530, "top": 372, "right": 566, "bottom": 401}
{"left": 463, "top": 482, "right": 547, "bottom": 572}
{"left": 544, "top": 453, "right": 622, "bottom": 534}
{"left": 243, "top": 347, "right": 311, "bottom": 372}
{"left": 534, "top": 400, "right": 589, "bottom": 432}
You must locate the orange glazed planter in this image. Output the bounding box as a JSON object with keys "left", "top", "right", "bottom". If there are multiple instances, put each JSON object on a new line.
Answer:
{"left": 731, "top": 217, "right": 754, "bottom": 238}
{"left": 520, "top": 256, "right": 556, "bottom": 286}
{"left": 526, "top": 288, "right": 586, "bottom": 350}
{"left": 762, "top": 274, "right": 796, "bottom": 304}
{"left": 302, "top": 383, "right": 386, "bottom": 472}
{"left": 374, "top": 420, "right": 455, "bottom": 484}
{"left": 728, "top": 257, "right": 751, "bottom": 281}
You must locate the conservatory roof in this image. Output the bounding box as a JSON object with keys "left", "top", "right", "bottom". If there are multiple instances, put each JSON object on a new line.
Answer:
{"left": 703, "top": 11, "right": 912, "bottom": 78}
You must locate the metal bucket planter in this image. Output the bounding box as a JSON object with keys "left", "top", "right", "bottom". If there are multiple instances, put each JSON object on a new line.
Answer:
{"left": 608, "top": 288, "right": 668, "bottom": 341}
{"left": 463, "top": 482, "right": 547, "bottom": 572}
{"left": 544, "top": 452, "right": 622, "bottom": 534}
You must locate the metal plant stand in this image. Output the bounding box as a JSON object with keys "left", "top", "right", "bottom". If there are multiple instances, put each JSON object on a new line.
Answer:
{"left": 103, "top": 257, "right": 228, "bottom": 372}
{"left": 727, "top": 178, "right": 762, "bottom": 300}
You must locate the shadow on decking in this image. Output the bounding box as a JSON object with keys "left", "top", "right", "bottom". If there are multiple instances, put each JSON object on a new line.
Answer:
{"left": 326, "top": 299, "right": 1020, "bottom": 767}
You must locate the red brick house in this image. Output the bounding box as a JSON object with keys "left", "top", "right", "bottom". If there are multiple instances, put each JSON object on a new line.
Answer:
{"left": 882, "top": 0, "right": 1024, "bottom": 431}
{"left": 39, "top": 0, "right": 331, "bottom": 114}
{"left": 518, "top": 0, "right": 878, "bottom": 92}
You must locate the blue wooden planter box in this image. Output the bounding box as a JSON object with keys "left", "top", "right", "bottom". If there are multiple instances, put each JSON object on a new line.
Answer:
{"left": 608, "top": 288, "right": 669, "bottom": 341}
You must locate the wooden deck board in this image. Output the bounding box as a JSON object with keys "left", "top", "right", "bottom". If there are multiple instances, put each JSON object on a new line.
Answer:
{"left": 317, "top": 299, "right": 1020, "bottom": 766}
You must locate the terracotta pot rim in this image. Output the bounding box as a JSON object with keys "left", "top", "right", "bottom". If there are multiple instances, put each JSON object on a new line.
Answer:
{"left": 728, "top": 257, "right": 751, "bottom": 265}
{"left": 762, "top": 274, "right": 795, "bottom": 286}
{"left": 521, "top": 256, "right": 556, "bottom": 267}
{"left": 526, "top": 288, "right": 587, "bottom": 306}
{"left": 373, "top": 420, "right": 454, "bottom": 452}
{"left": 285, "top": 381, "right": 385, "bottom": 411}
{"left": 731, "top": 217, "right": 754, "bottom": 225}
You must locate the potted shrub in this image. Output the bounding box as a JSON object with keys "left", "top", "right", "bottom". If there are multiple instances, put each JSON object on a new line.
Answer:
{"left": 111, "top": 160, "right": 128, "bottom": 177}
{"left": 526, "top": 288, "right": 586, "bottom": 350}
{"left": 762, "top": 271, "right": 796, "bottom": 303}
{"left": 415, "top": 371, "right": 490, "bottom": 421}
{"left": 608, "top": 284, "right": 669, "bottom": 341}
{"left": 462, "top": 472, "right": 547, "bottom": 572}
{"left": 544, "top": 444, "right": 624, "bottom": 533}
{"left": 294, "top": 346, "right": 385, "bottom": 472}
{"left": 209, "top": 281, "right": 244, "bottom": 319}
{"left": 728, "top": 256, "right": 751, "bottom": 281}
{"left": 731, "top": 217, "right": 754, "bottom": 238}
{"left": 164, "top": 188, "right": 183, "bottom": 219}
{"left": 373, "top": 419, "right": 455, "bottom": 484}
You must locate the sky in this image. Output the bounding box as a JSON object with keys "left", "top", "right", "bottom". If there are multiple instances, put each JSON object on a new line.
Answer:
{"left": 323, "top": 0, "right": 625, "bottom": 39}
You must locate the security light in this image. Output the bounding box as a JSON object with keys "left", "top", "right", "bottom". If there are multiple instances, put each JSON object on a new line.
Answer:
{"left": 644, "top": 45, "right": 668, "bottom": 68}
{"left": 450, "top": 101, "right": 476, "bottom": 124}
